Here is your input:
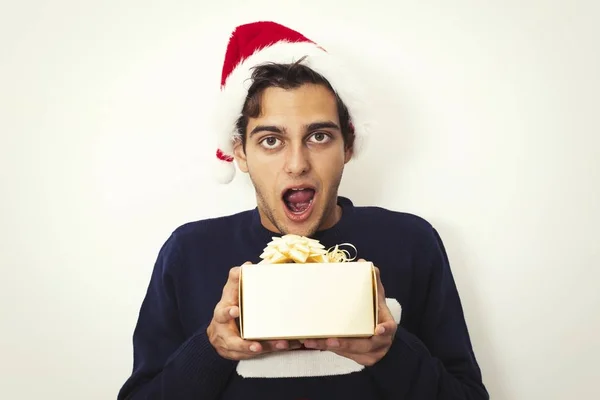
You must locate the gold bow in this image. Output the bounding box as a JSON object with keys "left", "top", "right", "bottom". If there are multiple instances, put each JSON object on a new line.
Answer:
{"left": 259, "top": 234, "right": 357, "bottom": 264}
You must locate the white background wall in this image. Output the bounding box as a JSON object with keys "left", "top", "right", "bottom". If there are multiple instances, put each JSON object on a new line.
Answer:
{"left": 1, "top": 0, "right": 598, "bottom": 399}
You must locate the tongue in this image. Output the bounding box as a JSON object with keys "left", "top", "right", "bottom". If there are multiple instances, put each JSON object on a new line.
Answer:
{"left": 286, "top": 189, "right": 314, "bottom": 203}
{"left": 284, "top": 189, "right": 314, "bottom": 213}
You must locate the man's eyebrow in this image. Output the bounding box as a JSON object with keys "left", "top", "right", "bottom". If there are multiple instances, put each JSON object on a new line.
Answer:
{"left": 249, "top": 125, "right": 285, "bottom": 136}
{"left": 306, "top": 121, "right": 340, "bottom": 131}
{"left": 248, "top": 121, "right": 341, "bottom": 136}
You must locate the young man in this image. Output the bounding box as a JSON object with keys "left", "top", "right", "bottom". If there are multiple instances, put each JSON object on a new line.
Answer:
{"left": 118, "top": 21, "right": 489, "bottom": 399}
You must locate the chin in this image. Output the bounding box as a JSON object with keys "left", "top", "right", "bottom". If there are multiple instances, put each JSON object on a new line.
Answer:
{"left": 275, "top": 208, "right": 323, "bottom": 238}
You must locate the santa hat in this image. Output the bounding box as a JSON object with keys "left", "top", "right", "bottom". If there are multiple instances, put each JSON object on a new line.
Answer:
{"left": 212, "top": 21, "right": 370, "bottom": 184}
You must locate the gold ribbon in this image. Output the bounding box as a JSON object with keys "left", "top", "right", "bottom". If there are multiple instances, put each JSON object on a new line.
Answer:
{"left": 259, "top": 234, "right": 357, "bottom": 264}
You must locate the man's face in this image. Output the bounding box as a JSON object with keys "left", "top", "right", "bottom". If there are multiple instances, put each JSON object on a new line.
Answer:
{"left": 234, "top": 83, "right": 352, "bottom": 237}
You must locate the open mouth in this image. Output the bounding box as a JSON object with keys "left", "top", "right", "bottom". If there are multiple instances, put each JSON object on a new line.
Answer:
{"left": 282, "top": 187, "right": 316, "bottom": 220}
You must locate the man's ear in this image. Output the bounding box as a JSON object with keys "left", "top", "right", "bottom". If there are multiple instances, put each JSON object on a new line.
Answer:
{"left": 233, "top": 137, "right": 249, "bottom": 173}
{"left": 344, "top": 145, "right": 353, "bottom": 164}
{"left": 344, "top": 134, "right": 354, "bottom": 164}
{"left": 344, "top": 129, "right": 355, "bottom": 164}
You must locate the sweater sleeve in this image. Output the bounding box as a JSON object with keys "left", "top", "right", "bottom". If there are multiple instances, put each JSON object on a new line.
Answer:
{"left": 366, "top": 228, "right": 489, "bottom": 399}
{"left": 117, "top": 233, "right": 238, "bottom": 400}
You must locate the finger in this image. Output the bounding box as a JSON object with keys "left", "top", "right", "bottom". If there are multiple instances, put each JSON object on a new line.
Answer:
{"left": 221, "top": 348, "right": 263, "bottom": 361}
{"left": 359, "top": 260, "right": 386, "bottom": 301}
{"left": 213, "top": 304, "right": 239, "bottom": 324}
{"left": 224, "top": 334, "right": 264, "bottom": 354}
{"left": 289, "top": 340, "right": 303, "bottom": 349}
{"left": 221, "top": 267, "right": 240, "bottom": 294}
{"left": 377, "top": 296, "right": 396, "bottom": 326}
{"left": 220, "top": 349, "right": 253, "bottom": 360}
{"left": 302, "top": 338, "right": 329, "bottom": 349}
{"left": 304, "top": 337, "right": 373, "bottom": 353}
{"left": 334, "top": 338, "right": 374, "bottom": 353}
{"left": 224, "top": 341, "right": 302, "bottom": 360}
{"left": 228, "top": 266, "right": 242, "bottom": 282}
{"left": 226, "top": 262, "right": 251, "bottom": 286}
{"left": 221, "top": 264, "right": 249, "bottom": 303}
{"left": 374, "top": 320, "right": 397, "bottom": 337}
{"left": 374, "top": 266, "right": 386, "bottom": 301}
{"left": 260, "top": 340, "right": 302, "bottom": 352}
{"left": 262, "top": 340, "right": 285, "bottom": 351}
{"left": 269, "top": 340, "right": 297, "bottom": 350}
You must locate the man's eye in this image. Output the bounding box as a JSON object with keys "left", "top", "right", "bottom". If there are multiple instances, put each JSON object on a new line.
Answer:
{"left": 261, "top": 137, "right": 281, "bottom": 149}
{"left": 310, "top": 132, "right": 330, "bottom": 143}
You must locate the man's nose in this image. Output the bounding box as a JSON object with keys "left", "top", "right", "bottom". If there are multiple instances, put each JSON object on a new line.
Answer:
{"left": 284, "top": 143, "right": 310, "bottom": 176}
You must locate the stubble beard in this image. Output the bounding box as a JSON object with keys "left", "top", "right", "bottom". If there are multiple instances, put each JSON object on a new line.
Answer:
{"left": 251, "top": 172, "right": 343, "bottom": 238}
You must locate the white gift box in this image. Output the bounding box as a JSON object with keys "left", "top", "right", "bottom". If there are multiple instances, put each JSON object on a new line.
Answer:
{"left": 238, "top": 261, "right": 378, "bottom": 340}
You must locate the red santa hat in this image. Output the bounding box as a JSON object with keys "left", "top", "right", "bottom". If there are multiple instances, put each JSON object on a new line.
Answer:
{"left": 212, "top": 21, "right": 370, "bottom": 184}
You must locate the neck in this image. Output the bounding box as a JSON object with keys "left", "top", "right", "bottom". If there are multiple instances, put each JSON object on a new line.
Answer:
{"left": 318, "top": 203, "right": 343, "bottom": 231}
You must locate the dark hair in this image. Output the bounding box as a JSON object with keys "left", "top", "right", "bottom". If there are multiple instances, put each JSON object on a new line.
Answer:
{"left": 235, "top": 57, "right": 354, "bottom": 150}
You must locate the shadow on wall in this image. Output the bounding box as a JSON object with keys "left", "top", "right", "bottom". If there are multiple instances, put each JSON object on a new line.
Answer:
{"left": 334, "top": 48, "right": 419, "bottom": 207}
{"left": 330, "top": 39, "right": 503, "bottom": 399}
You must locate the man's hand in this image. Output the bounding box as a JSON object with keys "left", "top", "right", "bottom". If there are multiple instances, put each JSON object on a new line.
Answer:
{"left": 301, "top": 261, "right": 397, "bottom": 366}
{"left": 207, "top": 262, "right": 301, "bottom": 360}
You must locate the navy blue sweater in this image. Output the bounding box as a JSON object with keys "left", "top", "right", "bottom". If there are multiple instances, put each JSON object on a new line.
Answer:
{"left": 118, "top": 197, "right": 488, "bottom": 399}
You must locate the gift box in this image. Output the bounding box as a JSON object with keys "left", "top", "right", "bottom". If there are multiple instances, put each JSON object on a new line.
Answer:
{"left": 238, "top": 260, "right": 378, "bottom": 340}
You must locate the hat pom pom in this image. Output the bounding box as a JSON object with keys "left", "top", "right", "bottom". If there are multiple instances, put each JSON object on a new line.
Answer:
{"left": 214, "top": 157, "right": 236, "bottom": 184}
